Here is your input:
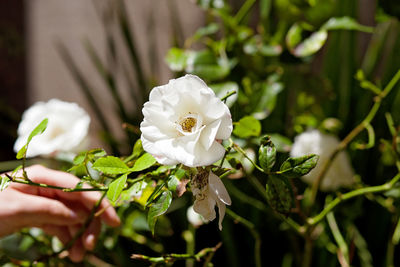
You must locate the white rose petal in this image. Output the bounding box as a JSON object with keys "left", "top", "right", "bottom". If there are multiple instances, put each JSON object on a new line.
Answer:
{"left": 290, "top": 129, "right": 355, "bottom": 191}
{"left": 14, "top": 99, "right": 91, "bottom": 158}
{"left": 187, "top": 205, "right": 206, "bottom": 228}
{"left": 140, "top": 75, "right": 232, "bottom": 167}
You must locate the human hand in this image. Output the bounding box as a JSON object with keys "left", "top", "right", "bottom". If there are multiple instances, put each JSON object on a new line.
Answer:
{"left": 0, "top": 165, "right": 120, "bottom": 262}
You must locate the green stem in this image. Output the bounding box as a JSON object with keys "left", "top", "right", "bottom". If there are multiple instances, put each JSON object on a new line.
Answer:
{"left": 226, "top": 209, "right": 261, "bottom": 267}
{"left": 308, "top": 174, "right": 400, "bottom": 225}
{"left": 235, "top": 0, "right": 257, "bottom": 24}
{"left": 7, "top": 174, "right": 107, "bottom": 192}
{"left": 231, "top": 140, "right": 264, "bottom": 173}
{"left": 327, "top": 212, "right": 349, "bottom": 264}
{"left": 220, "top": 90, "right": 237, "bottom": 102}
{"left": 131, "top": 242, "right": 222, "bottom": 264}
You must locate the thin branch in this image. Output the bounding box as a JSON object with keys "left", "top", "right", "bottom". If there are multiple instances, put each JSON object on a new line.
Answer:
{"left": 131, "top": 242, "right": 222, "bottom": 264}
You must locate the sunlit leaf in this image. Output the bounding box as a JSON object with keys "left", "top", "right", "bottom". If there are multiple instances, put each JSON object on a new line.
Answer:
{"left": 16, "top": 118, "right": 48, "bottom": 159}
{"left": 293, "top": 30, "right": 328, "bottom": 57}
{"left": 93, "top": 156, "right": 131, "bottom": 175}
{"left": 233, "top": 116, "right": 261, "bottom": 138}
{"left": 107, "top": 174, "right": 128, "bottom": 203}
{"left": 286, "top": 23, "right": 303, "bottom": 50}
{"left": 321, "top": 16, "right": 373, "bottom": 33}
{"left": 0, "top": 176, "right": 10, "bottom": 191}
{"left": 165, "top": 48, "right": 188, "bottom": 72}
{"left": 131, "top": 153, "right": 157, "bottom": 172}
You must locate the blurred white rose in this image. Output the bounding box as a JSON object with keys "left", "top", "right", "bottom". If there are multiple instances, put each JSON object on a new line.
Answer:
{"left": 140, "top": 74, "right": 232, "bottom": 167}
{"left": 192, "top": 170, "right": 231, "bottom": 230}
{"left": 290, "top": 129, "right": 355, "bottom": 191}
{"left": 14, "top": 99, "right": 90, "bottom": 158}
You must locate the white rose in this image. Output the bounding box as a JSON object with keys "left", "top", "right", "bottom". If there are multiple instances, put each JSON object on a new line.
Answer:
{"left": 140, "top": 75, "right": 232, "bottom": 167}
{"left": 290, "top": 129, "right": 355, "bottom": 191}
{"left": 14, "top": 99, "right": 91, "bottom": 158}
{"left": 191, "top": 170, "right": 231, "bottom": 230}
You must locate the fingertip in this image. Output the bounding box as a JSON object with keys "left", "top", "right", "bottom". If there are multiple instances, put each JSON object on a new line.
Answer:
{"left": 102, "top": 208, "right": 121, "bottom": 227}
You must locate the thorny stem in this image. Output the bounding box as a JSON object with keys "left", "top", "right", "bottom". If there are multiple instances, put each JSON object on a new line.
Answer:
{"left": 226, "top": 209, "right": 262, "bottom": 267}
{"left": 131, "top": 242, "right": 222, "bottom": 264}
{"left": 310, "top": 69, "right": 400, "bottom": 204}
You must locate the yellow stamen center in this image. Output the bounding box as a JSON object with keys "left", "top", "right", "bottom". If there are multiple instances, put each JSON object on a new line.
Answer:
{"left": 180, "top": 117, "right": 197, "bottom": 132}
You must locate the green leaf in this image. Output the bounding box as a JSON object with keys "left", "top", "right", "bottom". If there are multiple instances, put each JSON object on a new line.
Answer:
{"left": 0, "top": 176, "right": 10, "bottom": 191}
{"left": 268, "top": 134, "right": 292, "bottom": 153}
{"left": 16, "top": 118, "right": 48, "bottom": 159}
{"left": 165, "top": 48, "right": 188, "bottom": 72}
{"left": 16, "top": 145, "right": 27, "bottom": 160}
{"left": 27, "top": 118, "right": 48, "bottom": 144}
{"left": 293, "top": 30, "right": 327, "bottom": 57}
{"left": 107, "top": 174, "right": 128, "bottom": 203}
{"left": 93, "top": 156, "right": 130, "bottom": 175}
{"left": 131, "top": 153, "right": 157, "bottom": 172}
{"left": 233, "top": 116, "right": 261, "bottom": 138}
{"left": 280, "top": 154, "right": 319, "bottom": 178}
{"left": 321, "top": 17, "right": 373, "bottom": 33}
{"left": 286, "top": 23, "right": 303, "bottom": 50}
{"left": 193, "top": 23, "right": 219, "bottom": 40}
{"left": 258, "top": 136, "right": 276, "bottom": 172}
{"left": 132, "top": 139, "right": 144, "bottom": 159}
{"left": 167, "top": 175, "right": 179, "bottom": 192}
{"left": 266, "top": 176, "right": 293, "bottom": 215}
{"left": 252, "top": 79, "right": 284, "bottom": 120}
{"left": 147, "top": 190, "right": 172, "bottom": 235}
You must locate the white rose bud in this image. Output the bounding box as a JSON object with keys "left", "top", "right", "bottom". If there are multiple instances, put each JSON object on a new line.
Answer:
{"left": 14, "top": 99, "right": 90, "bottom": 158}
{"left": 290, "top": 129, "right": 355, "bottom": 191}
{"left": 140, "top": 75, "right": 232, "bottom": 167}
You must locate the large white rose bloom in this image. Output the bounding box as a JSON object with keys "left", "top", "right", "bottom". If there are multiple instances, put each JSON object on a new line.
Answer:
{"left": 14, "top": 99, "right": 90, "bottom": 158}
{"left": 290, "top": 129, "right": 355, "bottom": 191}
{"left": 140, "top": 75, "right": 232, "bottom": 167}
{"left": 191, "top": 171, "right": 231, "bottom": 230}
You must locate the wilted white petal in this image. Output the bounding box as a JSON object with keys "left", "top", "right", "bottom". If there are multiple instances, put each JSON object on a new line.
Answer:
{"left": 208, "top": 171, "right": 231, "bottom": 205}
{"left": 140, "top": 75, "right": 232, "bottom": 167}
{"left": 216, "top": 199, "right": 226, "bottom": 230}
{"left": 193, "top": 195, "right": 216, "bottom": 221}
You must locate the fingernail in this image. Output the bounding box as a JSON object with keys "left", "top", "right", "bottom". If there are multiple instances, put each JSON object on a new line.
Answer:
{"left": 70, "top": 211, "right": 79, "bottom": 220}
{"left": 86, "top": 234, "right": 95, "bottom": 250}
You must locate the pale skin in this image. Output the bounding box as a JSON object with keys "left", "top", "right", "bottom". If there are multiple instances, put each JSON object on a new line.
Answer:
{"left": 0, "top": 165, "right": 120, "bottom": 262}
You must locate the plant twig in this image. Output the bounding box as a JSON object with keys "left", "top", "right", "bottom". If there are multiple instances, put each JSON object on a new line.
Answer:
{"left": 6, "top": 174, "right": 107, "bottom": 192}
{"left": 307, "top": 173, "right": 400, "bottom": 226}
{"left": 131, "top": 242, "right": 222, "bottom": 264}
